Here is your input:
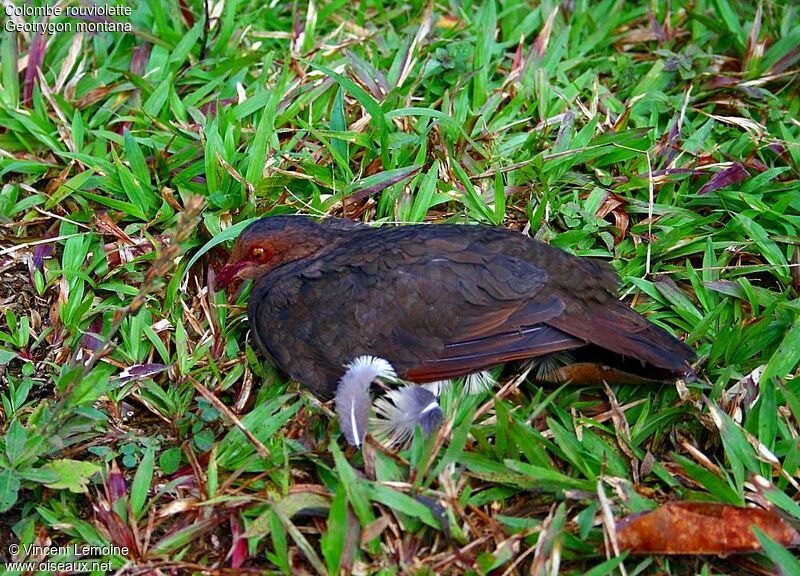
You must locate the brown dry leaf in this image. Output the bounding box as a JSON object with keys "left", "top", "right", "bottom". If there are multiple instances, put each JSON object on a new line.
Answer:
{"left": 617, "top": 27, "right": 659, "bottom": 45}
{"left": 436, "top": 15, "right": 460, "bottom": 29}
{"left": 532, "top": 6, "right": 559, "bottom": 60}
{"left": 45, "top": 162, "right": 74, "bottom": 196}
{"left": 76, "top": 85, "right": 118, "bottom": 109}
{"left": 94, "top": 212, "right": 136, "bottom": 245}
{"left": 161, "top": 186, "right": 184, "bottom": 212}
{"left": 103, "top": 236, "right": 164, "bottom": 271}
{"left": 594, "top": 191, "right": 630, "bottom": 243}
{"left": 617, "top": 501, "right": 800, "bottom": 555}
{"left": 93, "top": 212, "right": 165, "bottom": 270}
{"left": 704, "top": 113, "right": 767, "bottom": 139}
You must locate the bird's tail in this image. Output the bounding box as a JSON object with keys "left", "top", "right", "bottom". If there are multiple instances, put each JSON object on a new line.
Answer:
{"left": 550, "top": 299, "right": 695, "bottom": 377}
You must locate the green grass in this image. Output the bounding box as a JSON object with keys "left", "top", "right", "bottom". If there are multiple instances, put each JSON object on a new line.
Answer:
{"left": 1, "top": 0, "right": 799, "bottom": 574}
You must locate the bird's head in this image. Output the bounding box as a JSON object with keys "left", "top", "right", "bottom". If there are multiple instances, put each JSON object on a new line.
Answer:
{"left": 216, "top": 216, "right": 338, "bottom": 289}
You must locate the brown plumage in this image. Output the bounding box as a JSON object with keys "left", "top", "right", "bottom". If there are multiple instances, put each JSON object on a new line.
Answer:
{"left": 217, "top": 216, "right": 695, "bottom": 400}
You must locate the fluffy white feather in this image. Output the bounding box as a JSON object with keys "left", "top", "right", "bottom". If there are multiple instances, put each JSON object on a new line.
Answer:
{"left": 424, "top": 370, "right": 495, "bottom": 397}
{"left": 423, "top": 379, "right": 452, "bottom": 396}
{"left": 373, "top": 385, "right": 444, "bottom": 446}
{"left": 464, "top": 370, "right": 496, "bottom": 395}
{"left": 335, "top": 356, "right": 397, "bottom": 447}
{"left": 530, "top": 351, "right": 575, "bottom": 381}
{"left": 344, "top": 355, "right": 397, "bottom": 381}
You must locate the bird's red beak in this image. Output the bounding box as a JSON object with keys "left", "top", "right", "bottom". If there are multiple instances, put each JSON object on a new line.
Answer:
{"left": 215, "top": 261, "right": 249, "bottom": 290}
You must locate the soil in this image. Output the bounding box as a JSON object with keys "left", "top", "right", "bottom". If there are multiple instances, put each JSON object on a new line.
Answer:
{"left": 0, "top": 261, "right": 58, "bottom": 395}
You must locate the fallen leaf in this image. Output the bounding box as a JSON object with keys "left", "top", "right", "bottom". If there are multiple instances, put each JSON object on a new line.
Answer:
{"left": 617, "top": 501, "right": 800, "bottom": 555}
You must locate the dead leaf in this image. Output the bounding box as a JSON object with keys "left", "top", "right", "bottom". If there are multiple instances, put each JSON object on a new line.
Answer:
{"left": 617, "top": 501, "right": 800, "bottom": 555}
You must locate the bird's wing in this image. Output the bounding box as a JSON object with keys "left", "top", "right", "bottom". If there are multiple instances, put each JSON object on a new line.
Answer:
{"left": 377, "top": 258, "right": 583, "bottom": 381}
{"left": 250, "top": 228, "right": 582, "bottom": 395}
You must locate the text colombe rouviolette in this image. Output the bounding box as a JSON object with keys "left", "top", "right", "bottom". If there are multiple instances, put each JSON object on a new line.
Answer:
{"left": 4, "top": 4, "right": 133, "bottom": 33}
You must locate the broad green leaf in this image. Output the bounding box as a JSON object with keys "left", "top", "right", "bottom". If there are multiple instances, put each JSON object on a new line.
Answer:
{"left": 42, "top": 459, "right": 101, "bottom": 493}
{"left": 0, "top": 468, "right": 20, "bottom": 513}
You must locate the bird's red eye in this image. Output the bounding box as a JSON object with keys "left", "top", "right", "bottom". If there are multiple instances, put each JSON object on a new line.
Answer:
{"left": 250, "top": 247, "right": 269, "bottom": 262}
